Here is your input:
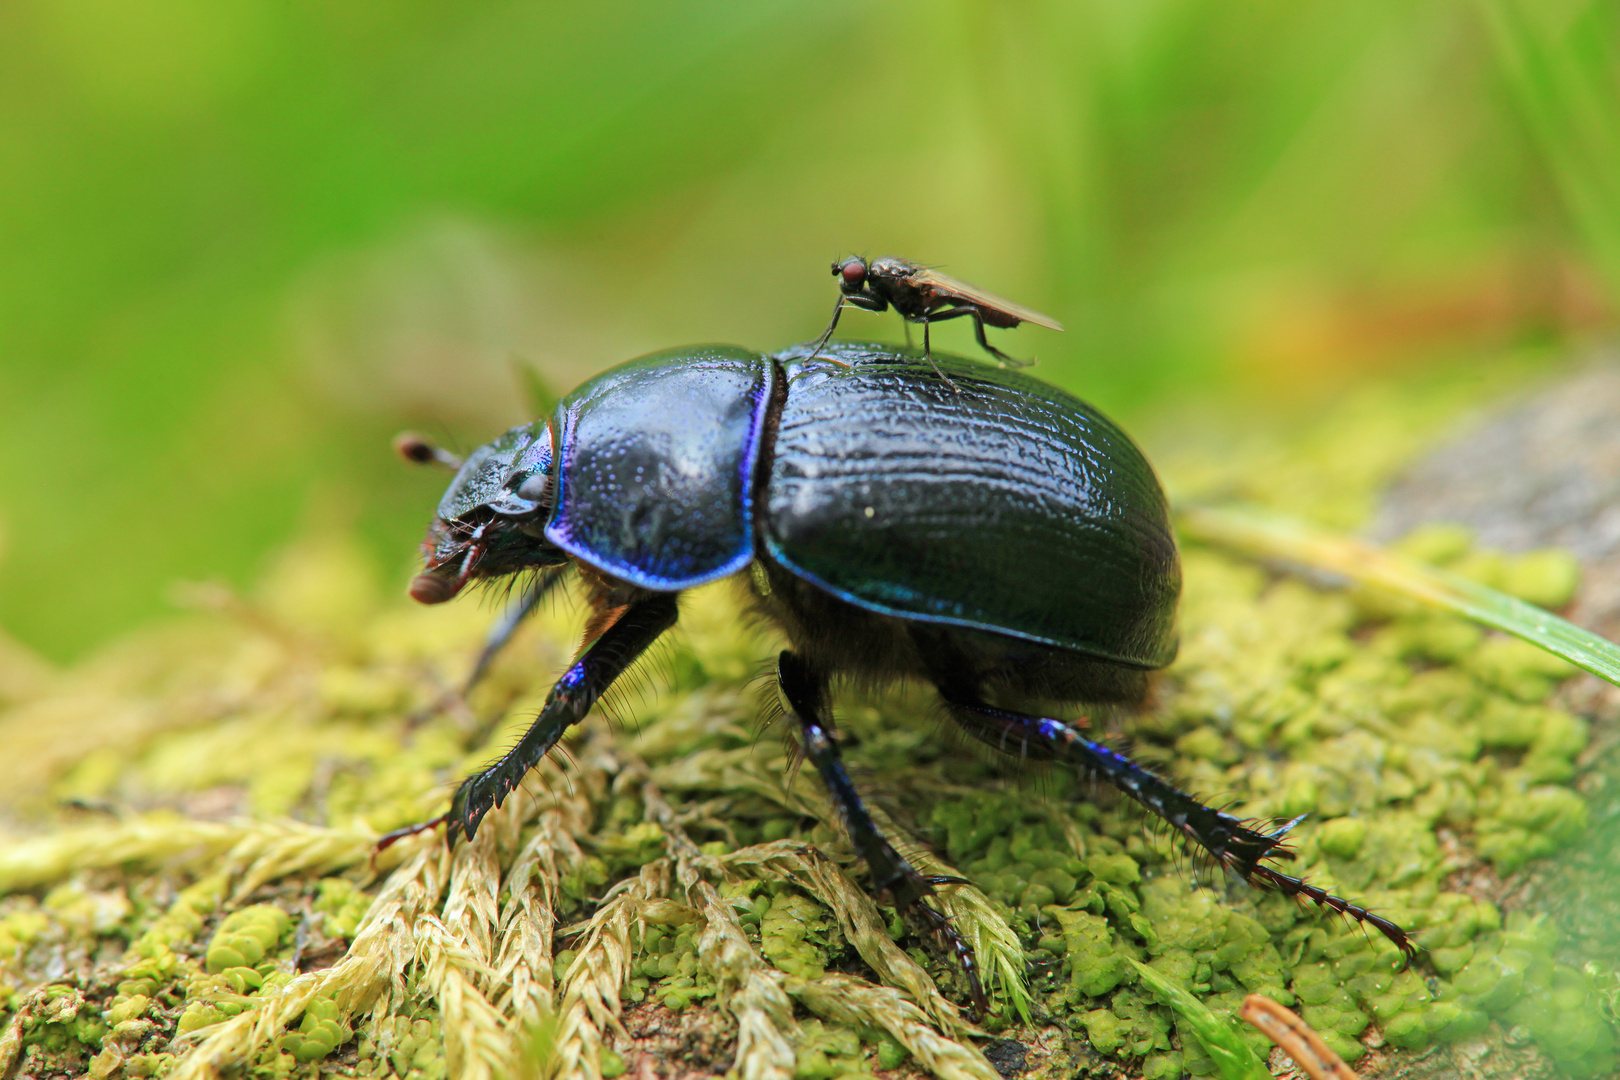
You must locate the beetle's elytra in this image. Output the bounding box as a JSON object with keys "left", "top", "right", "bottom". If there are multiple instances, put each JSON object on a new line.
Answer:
{"left": 407, "top": 341, "right": 1414, "bottom": 1012}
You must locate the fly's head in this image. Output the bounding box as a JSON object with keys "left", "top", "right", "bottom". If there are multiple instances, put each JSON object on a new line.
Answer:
{"left": 832, "top": 256, "right": 869, "bottom": 298}
{"left": 408, "top": 420, "right": 566, "bottom": 605}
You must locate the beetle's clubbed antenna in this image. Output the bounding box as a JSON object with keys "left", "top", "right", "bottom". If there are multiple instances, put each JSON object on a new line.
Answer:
{"left": 393, "top": 431, "right": 464, "bottom": 472}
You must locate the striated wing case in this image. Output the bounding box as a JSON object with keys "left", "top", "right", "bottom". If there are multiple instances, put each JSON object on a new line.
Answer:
{"left": 763, "top": 343, "right": 1179, "bottom": 667}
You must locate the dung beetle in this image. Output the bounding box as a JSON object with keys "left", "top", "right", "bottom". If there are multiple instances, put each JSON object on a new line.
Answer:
{"left": 405, "top": 341, "right": 1415, "bottom": 1010}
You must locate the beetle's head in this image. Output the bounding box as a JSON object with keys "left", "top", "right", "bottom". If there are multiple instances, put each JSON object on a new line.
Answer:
{"left": 832, "top": 256, "right": 868, "bottom": 297}
{"left": 405, "top": 420, "right": 565, "bottom": 605}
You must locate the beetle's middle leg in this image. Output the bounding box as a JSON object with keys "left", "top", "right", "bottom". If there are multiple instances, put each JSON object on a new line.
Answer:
{"left": 775, "top": 650, "right": 985, "bottom": 1014}
{"left": 446, "top": 591, "right": 678, "bottom": 845}
{"left": 404, "top": 568, "right": 569, "bottom": 733}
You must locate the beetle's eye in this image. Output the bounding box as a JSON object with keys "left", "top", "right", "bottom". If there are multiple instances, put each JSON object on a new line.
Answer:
{"left": 841, "top": 259, "right": 866, "bottom": 287}
{"left": 516, "top": 473, "right": 549, "bottom": 503}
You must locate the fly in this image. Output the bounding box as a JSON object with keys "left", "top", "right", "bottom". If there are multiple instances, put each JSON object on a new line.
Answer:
{"left": 807, "top": 256, "right": 1063, "bottom": 377}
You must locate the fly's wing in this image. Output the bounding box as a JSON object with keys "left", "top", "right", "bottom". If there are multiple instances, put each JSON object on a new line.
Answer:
{"left": 906, "top": 267, "right": 1064, "bottom": 330}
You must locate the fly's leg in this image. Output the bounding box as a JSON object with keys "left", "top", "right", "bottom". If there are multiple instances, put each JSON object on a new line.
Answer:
{"left": 804, "top": 295, "right": 848, "bottom": 364}
{"left": 968, "top": 308, "right": 1034, "bottom": 369}
{"left": 913, "top": 318, "right": 959, "bottom": 390}
{"left": 938, "top": 694, "right": 1417, "bottom": 961}
{"left": 446, "top": 592, "right": 679, "bottom": 845}
{"left": 922, "top": 305, "right": 1033, "bottom": 369}
{"left": 806, "top": 293, "right": 886, "bottom": 365}
{"left": 775, "top": 650, "right": 985, "bottom": 1015}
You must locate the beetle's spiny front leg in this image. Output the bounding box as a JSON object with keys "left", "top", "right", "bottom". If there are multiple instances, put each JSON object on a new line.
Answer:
{"left": 775, "top": 650, "right": 986, "bottom": 1016}
{"left": 447, "top": 592, "right": 678, "bottom": 846}
{"left": 941, "top": 696, "right": 1418, "bottom": 961}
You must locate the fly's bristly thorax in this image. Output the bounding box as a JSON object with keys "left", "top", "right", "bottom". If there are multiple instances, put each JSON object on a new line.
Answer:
{"left": 408, "top": 418, "right": 565, "bottom": 605}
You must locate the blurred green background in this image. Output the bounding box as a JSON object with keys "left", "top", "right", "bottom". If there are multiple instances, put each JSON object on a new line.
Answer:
{"left": 1, "top": 0, "right": 1616, "bottom": 660}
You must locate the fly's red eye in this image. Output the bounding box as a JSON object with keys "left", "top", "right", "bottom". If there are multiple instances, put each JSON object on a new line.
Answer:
{"left": 841, "top": 260, "right": 866, "bottom": 287}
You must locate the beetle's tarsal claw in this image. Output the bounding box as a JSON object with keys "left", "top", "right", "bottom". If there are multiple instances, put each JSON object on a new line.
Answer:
{"left": 375, "top": 814, "right": 448, "bottom": 853}
{"left": 447, "top": 768, "right": 503, "bottom": 846}
{"left": 1269, "top": 813, "right": 1309, "bottom": 840}
{"left": 910, "top": 897, "right": 986, "bottom": 1020}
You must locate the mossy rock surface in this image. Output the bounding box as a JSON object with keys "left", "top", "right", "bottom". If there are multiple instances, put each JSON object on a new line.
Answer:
{"left": 0, "top": 366, "right": 1616, "bottom": 1079}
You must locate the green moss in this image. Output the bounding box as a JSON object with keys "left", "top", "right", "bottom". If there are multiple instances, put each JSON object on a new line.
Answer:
{"left": 792, "top": 1018, "right": 870, "bottom": 1080}
{"left": 760, "top": 889, "right": 836, "bottom": 978}
{"left": 358, "top": 1015, "right": 447, "bottom": 1080}
{"left": 0, "top": 386, "right": 1614, "bottom": 1079}
{"left": 314, "top": 876, "right": 372, "bottom": 939}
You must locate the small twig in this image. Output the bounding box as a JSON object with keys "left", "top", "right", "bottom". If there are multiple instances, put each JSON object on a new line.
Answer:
{"left": 1239, "top": 993, "right": 1359, "bottom": 1080}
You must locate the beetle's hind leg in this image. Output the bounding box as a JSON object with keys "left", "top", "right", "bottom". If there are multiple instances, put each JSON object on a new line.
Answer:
{"left": 937, "top": 694, "right": 1418, "bottom": 961}
{"left": 774, "top": 650, "right": 986, "bottom": 1015}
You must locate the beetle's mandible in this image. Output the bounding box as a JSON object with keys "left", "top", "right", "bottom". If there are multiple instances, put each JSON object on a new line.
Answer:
{"left": 403, "top": 341, "right": 1415, "bottom": 1012}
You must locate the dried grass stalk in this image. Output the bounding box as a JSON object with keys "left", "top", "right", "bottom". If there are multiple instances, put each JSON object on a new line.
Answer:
{"left": 493, "top": 748, "right": 606, "bottom": 1038}
{"left": 171, "top": 846, "right": 449, "bottom": 1080}
{"left": 415, "top": 913, "right": 516, "bottom": 1080}
{"left": 440, "top": 822, "right": 503, "bottom": 989}
{"left": 548, "top": 861, "right": 670, "bottom": 1080}
{"left": 722, "top": 840, "right": 969, "bottom": 1035}
{"left": 643, "top": 779, "right": 798, "bottom": 1080}
{"left": 791, "top": 973, "right": 999, "bottom": 1080}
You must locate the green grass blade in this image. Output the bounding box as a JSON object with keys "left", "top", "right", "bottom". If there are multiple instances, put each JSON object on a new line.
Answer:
{"left": 1127, "top": 959, "right": 1269, "bottom": 1080}
{"left": 1480, "top": 0, "right": 1620, "bottom": 302}
{"left": 1179, "top": 504, "right": 1620, "bottom": 689}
